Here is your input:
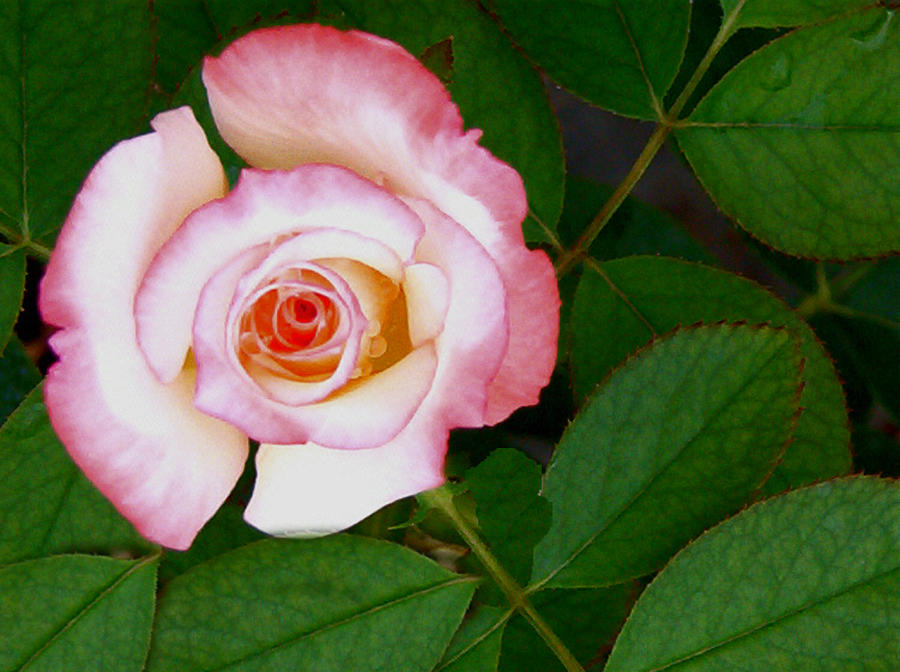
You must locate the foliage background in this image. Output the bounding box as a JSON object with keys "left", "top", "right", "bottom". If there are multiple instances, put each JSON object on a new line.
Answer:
{"left": 0, "top": 1, "right": 898, "bottom": 671}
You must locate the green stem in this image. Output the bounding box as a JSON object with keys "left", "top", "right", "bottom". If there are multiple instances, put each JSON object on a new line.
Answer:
{"left": 0, "top": 222, "right": 51, "bottom": 261}
{"left": 554, "top": 122, "right": 671, "bottom": 278}
{"left": 554, "top": 2, "right": 744, "bottom": 278}
{"left": 420, "top": 486, "right": 586, "bottom": 672}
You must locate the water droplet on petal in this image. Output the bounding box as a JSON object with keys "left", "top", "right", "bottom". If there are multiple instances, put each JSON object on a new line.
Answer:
{"left": 368, "top": 335, "right": 387, "bottom": 358}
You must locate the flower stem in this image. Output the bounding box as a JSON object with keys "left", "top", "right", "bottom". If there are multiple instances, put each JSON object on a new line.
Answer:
{"left": 420, "top": 486, "right": 586, "bottom": 672}
{"left": 554, "top": 2, "right": 745, "bottom": 278}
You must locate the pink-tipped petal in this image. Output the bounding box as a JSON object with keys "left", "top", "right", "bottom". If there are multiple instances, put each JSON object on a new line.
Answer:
{"left": 483, "top": 245, "right": 560, "bottom": 424}
{"left": 404, "top": 198, "right": 509, "bottom": 428}
{"left": 39, "top": 107, "right": 247, "bottom": 550}
{"left": 244, "top": 410, "right": 447, "bottom": 536}
{"left": 403, "top": 263, "right": 449, "bottom": 348}
{"left": 136, "top": 165, "right": 423, "bottom": 383}
{"left": 202, "top": 24, "right": 527, "bottom": 248}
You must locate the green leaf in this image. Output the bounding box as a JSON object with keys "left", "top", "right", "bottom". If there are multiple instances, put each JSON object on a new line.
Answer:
{"left": 677, "top": 8, "right": 900, "bottom": 258}
{"left": 466, "top": 448, "right": 551, "bottom": 586}
{"left": 486, "top": 0, "right": 691, "bottom": 119}
{"left": 436, "top": 605, "right": 507, "bottom": 672}
{"left": 0, "top": 384, "right": 154, "bottom": 564}
{"left": 721, "top": 0, "right": 873, "bottom": 30}
{"left": 0, "top": 246, "right": 24, "bottom": 350}
{"left": 839, "top": 258, "right": 900, "bottom": 328}
{"left": 0, "top": 335, "right": 38, "bottom": 422}
{"left": 318, "top": 0, "right": 565, "bottom": 243}
{"left": 146, "top": 536, "right": 477, "bottom": 672}
{"left": 157, "top": 502, "right": 264, "bottom": 585}
{"left": 0, "top": 2, "right": 151, "bottom": 246}
{"left": 152, "top": 0, "right": 317, "bottom": 96}
{"left": 498, "top": 585, "right": 633, "bottom": 672}
{"left": 0, "top": 554, "right": 158, "bottom": 672}
{"left": 534, "top": 324, "right": 803, "bottom": 589}
{"left": 570, "top": 257, "right": 851, "bottom": 494}
{"left": 605, "top": 477, "right": 900, "bottom": 672}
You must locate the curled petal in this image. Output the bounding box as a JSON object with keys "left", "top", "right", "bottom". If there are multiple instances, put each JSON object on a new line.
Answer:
{"left": 403, "top": 198, "right": 509, "bottom": 428}
{"left": 403, "top": 263, "right": 449, "bottom": 348}
{"left": 39, "top": 107, "right": 246, "bottom": 550}
{"left": 136, "top": 164, "right": 424, "bottom": 383}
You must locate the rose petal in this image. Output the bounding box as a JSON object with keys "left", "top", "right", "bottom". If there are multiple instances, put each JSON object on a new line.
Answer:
{"left": 403, "top": 198, "right": 510, "bottom": 428}
{"left": 403, "top": 263, "right": 449, "bottom": 348}
{"left": 135, "top": 164, "right": 424, "bottom": 383}
{"left": 244, "top": 411, "right": 446, "bottom": 536}
{"left": 202, "top": 24, "right": 527, "bottom": 249}
{"left": 193, "top": 243, "right": 366, "bottom": 409}
{"left": 193, "top": 240, "right": 439, "bottom": 446}
{"left": 39, "top": 107, "right": 247, "bottom": 550}
{"left": 483, "top": 244, "right": 560, "bottom": 424}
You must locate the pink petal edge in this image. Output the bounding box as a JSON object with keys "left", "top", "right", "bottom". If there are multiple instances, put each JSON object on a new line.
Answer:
{"left": 39, "top": 107, "right": 247, "bottom": 550}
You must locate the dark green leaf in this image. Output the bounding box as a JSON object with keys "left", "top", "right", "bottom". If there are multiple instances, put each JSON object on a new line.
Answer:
{"left": 534, "top": 324, "right": 802, "bottom": 589}
{"left": 486, "top": 0, "right": 691, "bottom": 119}
{"left": 570, "top": 257, "right": 851, "bottom": 494}
{"left": 0, "top": 335, "right": 38, "bottom": 422}
{"left": 677, "top": 8, "right": 900, "bottom": 258}
{"left": 0, "top": 246, "right": 24, "bottom": 351}
{"left": 0, "top": 554, "right": 157, "bottom": 672}
{"left": 721, "top": 0, "right": 873, "bottom": 29}
{"left": 437, "top": 605, "right": 507, "bottom": 672}
{"left": 466, "top": 448, "right": 551, "bottom": 586}
{"left": 0, "top": 2, "right": 151, "bottom": 245}
{"left": 499, "top": 585, "right": 632, "bottom": 672}
{"left": 157, "top": 502, "right": 264, "bottom": 585}
{"left": 147, "top": 536, "right": 476, "bottom": 672}
{"left": 0, "top": 384, "right": 154, "bottom": 564}
{"left": 606, "top": 477, "right": 900, "bottom": 672}
{"left": 839, "top": 258, "right": 900, "bottom": 328}
{"left": 152, "top": 0, "right": 317, "bottom": 96}
{"left": 318, "top": 0, "right": 565, "bottom": 243}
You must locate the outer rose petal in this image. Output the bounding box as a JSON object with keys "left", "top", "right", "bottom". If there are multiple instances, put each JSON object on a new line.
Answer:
{"left": 245, "top": 407, "right": 446, "bottom": 536}
{"left": 39, "top": 108, "right": 247, "bottom": 550}
{"left": 202, "top": 24, "right": 527, "bottom": 252}
{"left": 136, "top": 165, "right": 424, "bottom": 383}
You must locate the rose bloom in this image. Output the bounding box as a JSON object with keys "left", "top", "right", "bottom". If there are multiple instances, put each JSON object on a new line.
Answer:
{"left": 39, "top": 24, "right": 559, "bottom": 549}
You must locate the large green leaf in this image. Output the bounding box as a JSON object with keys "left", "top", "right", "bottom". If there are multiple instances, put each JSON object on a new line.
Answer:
{"left": 677, "top": 8, "right": 900, "bottom": 258}
{"left": 436, "top": 605, "right": 507, "bottom": 672}
{"left": 533, "top": 324, "right": 802, "bottom": 589}
{"left": 605, "top": 477, "right": 900, "bottom": 672}
{"left": 0, "top": 246, "right": 24, "bottom": 350}
{"left": 721, "top": 0, "right": 873, "bottom": 30}
{"left": 0, "top": 554, "right": 158, "bottom": 672}
{"left": 486, "top": 0, "right": 691, "bottom": 119}
{"left": 317, "top": 0, "right": 564, "bottom": 243}
{"left": 147, "top": 536, "right": 476, "bottom": 671}
{"left": 466, "top": 448, "right": 551, "bottom": 587}
{"left": 570, "top": 257, "right": 851, "bottom": 493}
{"left": 0, "top": 385, "right": 154, "bottom": 564}
{"left": 0, "top": 2, "right": 151, "bottom": 246}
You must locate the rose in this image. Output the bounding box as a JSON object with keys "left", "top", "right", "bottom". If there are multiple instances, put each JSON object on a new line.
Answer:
{"left": 39, "top": 24, "right": 559, "bottom": 550}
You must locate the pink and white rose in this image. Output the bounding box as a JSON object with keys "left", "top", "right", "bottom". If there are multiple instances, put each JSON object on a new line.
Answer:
{"left": 39, "top": 24, "right": 559, "bottom": 549}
